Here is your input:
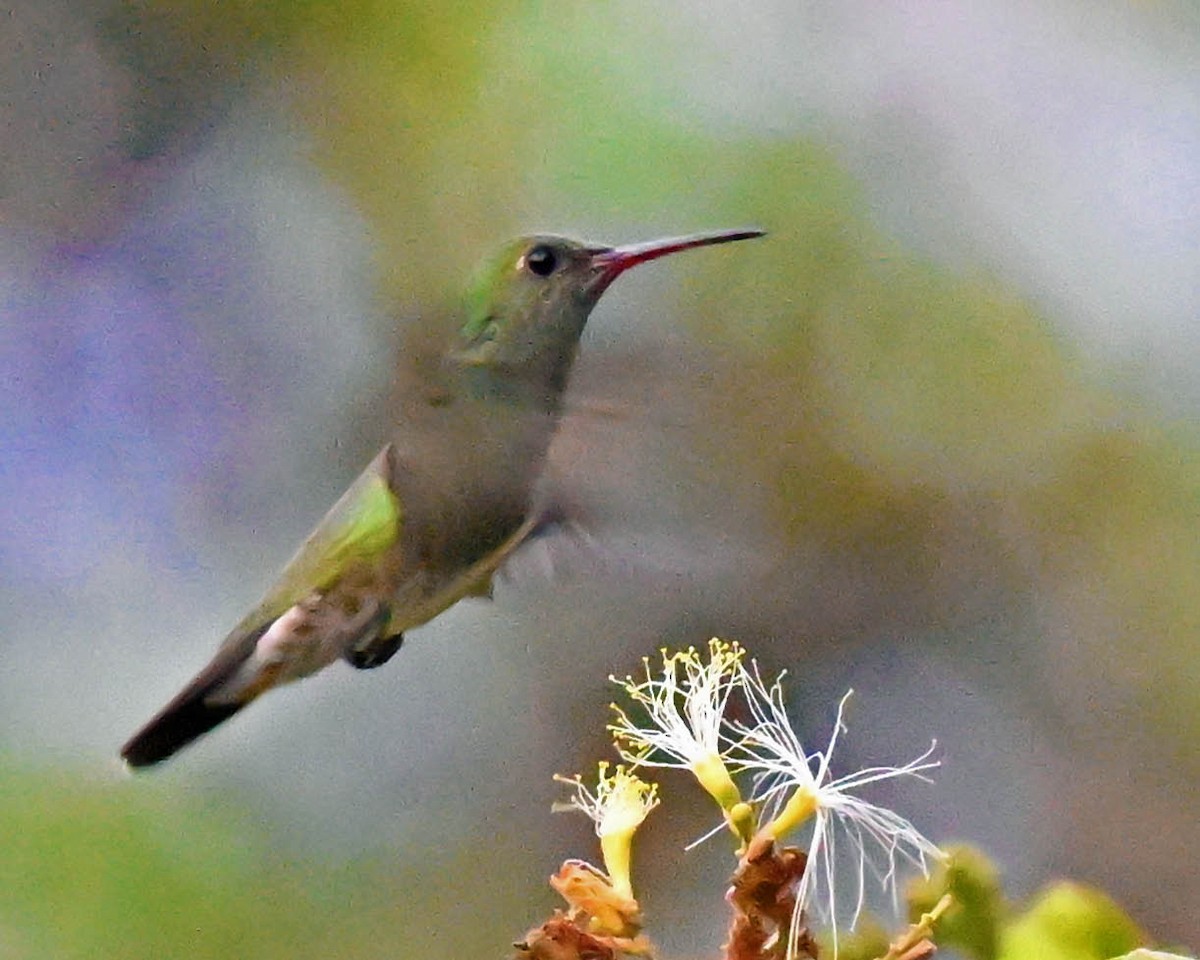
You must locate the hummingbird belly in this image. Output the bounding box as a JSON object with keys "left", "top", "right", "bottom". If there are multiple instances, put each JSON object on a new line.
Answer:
{"left": 379, "top": 510, "right": 540, "bottom": 637}
{"left": 211, "top": 582, "right": 389, "bottom": 703}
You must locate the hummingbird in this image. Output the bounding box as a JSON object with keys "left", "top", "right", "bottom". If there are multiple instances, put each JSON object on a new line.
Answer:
{"left": 120, "top": 227, "right": 765, "bottom": 767}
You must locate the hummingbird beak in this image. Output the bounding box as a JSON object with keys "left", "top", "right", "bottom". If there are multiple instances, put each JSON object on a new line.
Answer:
{"left": 586, "top": 227, "right": 766, "bottom": 297}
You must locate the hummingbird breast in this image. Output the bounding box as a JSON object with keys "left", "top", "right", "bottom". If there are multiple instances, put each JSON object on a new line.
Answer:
{"left": 383, "top": 394, "right": 561, "bottom": 604}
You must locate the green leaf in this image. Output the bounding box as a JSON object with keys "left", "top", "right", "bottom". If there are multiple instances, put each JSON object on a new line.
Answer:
{"left": 1109, "top": 952, "right": 1196, "bottom": 960}
{"left": 908, "top": 844, "right": 1006, "bottom": 960}
{"left": 998, "top": 882, "right": 1145, "bottom": 960}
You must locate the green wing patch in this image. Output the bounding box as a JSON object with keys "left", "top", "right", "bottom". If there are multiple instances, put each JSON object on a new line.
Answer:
{"left": 221, "top": 450, "right": 403, "bottom": 648}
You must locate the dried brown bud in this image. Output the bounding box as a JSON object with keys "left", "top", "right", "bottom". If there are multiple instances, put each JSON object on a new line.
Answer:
{"left": 724, "top": 834, "right": 817, "bottom": 960}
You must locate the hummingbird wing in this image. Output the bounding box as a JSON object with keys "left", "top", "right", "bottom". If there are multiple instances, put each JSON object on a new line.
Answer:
{"left": 120, "top": 446, "right": 403, "bottom": 768}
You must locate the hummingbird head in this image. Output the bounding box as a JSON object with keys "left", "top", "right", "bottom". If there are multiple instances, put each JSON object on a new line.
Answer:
{"left": 449, "top": 228, "right": 765, "bottom": 404}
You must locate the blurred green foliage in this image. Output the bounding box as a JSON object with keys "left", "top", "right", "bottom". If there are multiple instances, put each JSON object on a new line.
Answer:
{"left": 1, "top": 757, "right": 323, "bottom": 958}
{"left": 1001, "top": 883, "right": 1144, "bottom": 960}
{"left": 901, "top": 846, "right": 1164, "bottom": 960}
{"left": 909, "top": 845, "right": 1006, "bottom": 960}
{"left": 0, "top": 756, "right": 540, "bottom": 959}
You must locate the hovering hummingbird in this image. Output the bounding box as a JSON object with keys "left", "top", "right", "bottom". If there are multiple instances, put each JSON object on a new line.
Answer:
{"left": 120, "top": 227, "right": 765, "bottom": 767}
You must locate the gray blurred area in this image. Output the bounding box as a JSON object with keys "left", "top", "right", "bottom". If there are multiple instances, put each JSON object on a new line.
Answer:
{"left": 2, "top": 0, "right": 1198, "bottom": 956}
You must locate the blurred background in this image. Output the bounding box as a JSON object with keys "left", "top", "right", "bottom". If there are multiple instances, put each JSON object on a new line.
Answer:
{"left": 2, "top": 1, "right": 1198, "bottom": 956}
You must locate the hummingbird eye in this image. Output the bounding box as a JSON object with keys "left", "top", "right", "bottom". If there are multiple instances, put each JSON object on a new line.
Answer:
{"left": 524, "top": 245, "right": 558, "bottom": 277}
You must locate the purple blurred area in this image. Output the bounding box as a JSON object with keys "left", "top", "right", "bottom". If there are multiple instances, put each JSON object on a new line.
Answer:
{"left": 1, "top": 0, "right": 387, "bottom": 585}
{"left": 6, "top": 241, "right": 228, "bottom": 580}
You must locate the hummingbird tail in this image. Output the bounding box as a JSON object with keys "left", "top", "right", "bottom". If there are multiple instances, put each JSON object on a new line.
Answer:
{"left": 120, "top": 694, "right": 244, "bottom": 768}
{"left": 120, "top": 640, "right": 266, "bottom": 769}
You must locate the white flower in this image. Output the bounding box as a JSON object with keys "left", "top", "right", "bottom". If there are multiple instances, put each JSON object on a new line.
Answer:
{"left": 555, "top": 762, "right": 660, "bottom": 840}
{"left": 608, "top": 639, "right": 747, "bottom": 811}
{"left": 733, "top": 664, "right": 945, "bottom": 958}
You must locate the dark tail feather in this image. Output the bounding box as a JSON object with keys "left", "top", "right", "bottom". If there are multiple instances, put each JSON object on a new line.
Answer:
{"left": 121, "top": 638, "right": 263, "bottom": 769}
{"left": 121, "top": 695, "right": 244, "bottom": 768}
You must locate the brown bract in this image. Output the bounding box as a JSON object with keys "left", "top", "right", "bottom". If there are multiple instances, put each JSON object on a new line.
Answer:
{"left": 725, "top": 833, "right": 818, "bottom": 960}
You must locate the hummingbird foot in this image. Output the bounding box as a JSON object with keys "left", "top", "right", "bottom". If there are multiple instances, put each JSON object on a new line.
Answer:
{"left": 345, "top": 631, "right": 405, "bottom": 670}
